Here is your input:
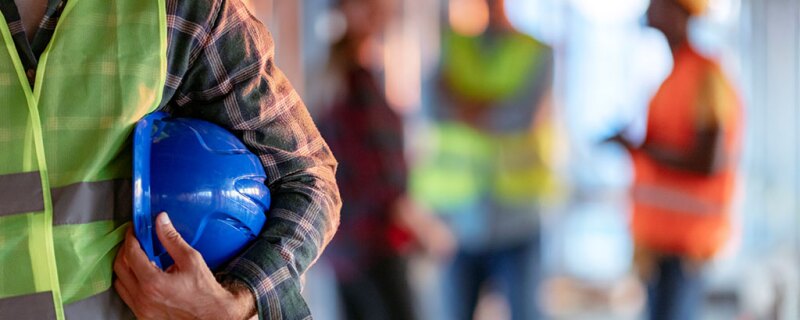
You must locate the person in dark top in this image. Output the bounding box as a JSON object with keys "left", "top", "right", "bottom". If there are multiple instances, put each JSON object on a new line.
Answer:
{"left": 316, "top": 0, "right": 454, "bottom": 319}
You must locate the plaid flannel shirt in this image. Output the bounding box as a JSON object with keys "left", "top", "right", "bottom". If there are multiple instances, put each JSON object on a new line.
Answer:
{"left": 0, "top": 0, "right": 341, "bottom": 319}
{"left": 317, "top": 66, "right": 409, "bottom": 280}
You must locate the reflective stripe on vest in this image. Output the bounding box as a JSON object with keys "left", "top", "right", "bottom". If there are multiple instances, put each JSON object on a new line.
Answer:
{"left": 0, "top": 0, "right": 167, "bottom": 319}
{"left": 633, "top": 184, "right": 725, "bottom": 216}
{"left": 63, "top": 289, "right": 134, "bottom": 319}
{"left": 0, "top": 289, "right": 129, "bottom": 320}
{"left": 0, "top": 173, "right": 132, "bottom": 223}
{"left": 52, "top": 179, "right": 132, "bottom": 225}
{"left": 0, "top": 292, "right": 56, "bottom": 320}
{"left": 0, "top": 172, "right": 44, "bottom": 216}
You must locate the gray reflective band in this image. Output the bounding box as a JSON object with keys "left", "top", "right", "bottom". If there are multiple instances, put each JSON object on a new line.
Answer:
{"left": 51, "top": 179, "right": 131, "bottom": 226}
{"left": 64, "top": 289, "right": 133, "bottom": 320}
{"left": 0, "top": 291, "right": 56, "bottom": 320}
{"left": 0, "top": 172, "right": 45, "bottom": 217}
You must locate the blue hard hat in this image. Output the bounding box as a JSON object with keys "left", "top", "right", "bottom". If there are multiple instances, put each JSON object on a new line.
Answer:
{"left": 133, "top": 112, "right": 270, "bottom": 271}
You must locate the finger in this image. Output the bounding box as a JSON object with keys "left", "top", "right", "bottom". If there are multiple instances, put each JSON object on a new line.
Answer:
{"left": 154, "top": 212, "right": 203, "bottom": 269}
{"left": 124, "top": 227, "right": 161, "bottom": 280}
{"left": 114, "top": 279, "right": 137, "bottom": 312}
{"left": 113, "top": 244, "right": 140, "bottom": 294}
{"left": 114, "top": 232, "right": 132, "bottom": 278}
{"left": 113, "top": 237, "right": 128, "bottom": 275}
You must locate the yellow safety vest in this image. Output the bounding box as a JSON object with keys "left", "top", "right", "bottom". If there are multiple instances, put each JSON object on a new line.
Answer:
{"left": 412, "top": 30, "right": 558, "bottom": 210}
{"left": 0, "top": 0, "right": 166, "bottom": 319}
{"left": 410, "top": 122, "right": 558, "bottom": 210}
{"left": 442, "top": 30, "right": 546, "bottom": 104}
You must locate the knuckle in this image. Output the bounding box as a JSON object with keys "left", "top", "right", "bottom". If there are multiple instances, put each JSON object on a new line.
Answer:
{"left": 188, "top": 249, "right": 203, "bottom": 262}
{"left": 139, "top": 280, "right": 161, "bottom": 298}
{"left": 113, "top": 261, "right": 123, "bottom": 275}
{"left": 124, "top": 235, "right": 137, "bottom": 248}
{"left": 165, "top": 229, "right": 182, "bottom": 242}
{"left": 181, "top": 247, "right": 204, "bottom": 265}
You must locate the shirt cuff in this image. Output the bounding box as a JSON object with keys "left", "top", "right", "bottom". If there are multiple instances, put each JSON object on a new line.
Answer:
{"left": 218, "top": 245, "right": 311, "bottom": 320}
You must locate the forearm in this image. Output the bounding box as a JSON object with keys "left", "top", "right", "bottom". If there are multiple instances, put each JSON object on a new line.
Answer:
{"left": 164, "top": 0, "right": 342, "bottom": 316}
{"left": 263, "top": 167, "right": 341, "bottom": 274}
{"left": 219, "top": 165, "right": 340, "bottom": 319}
{"left": 639, "top": 129, "right": 725, "bottom": 175}
{"left": 640, "top": 143, "right": 699, "bottom": 172}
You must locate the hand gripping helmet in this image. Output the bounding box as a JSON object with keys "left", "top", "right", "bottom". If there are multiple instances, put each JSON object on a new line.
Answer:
{"left": 133, "top": 112, "right": 270, "bottom": 270}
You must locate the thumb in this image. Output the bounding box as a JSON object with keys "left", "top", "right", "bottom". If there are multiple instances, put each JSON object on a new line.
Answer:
{"left": 155, "top": 212, "right": 203, "bottom": 269}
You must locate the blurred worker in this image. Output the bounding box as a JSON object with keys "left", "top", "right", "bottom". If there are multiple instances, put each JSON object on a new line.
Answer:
{"left": 411, "top": 0, "right": 558, "bottom": 319}
{"left": 608, "top": 0, "right": 743, "bottom": 319}
{"left": 316, "top": 0, "right": 455, "bottom": 319}
{"left": 1, "top": 0, "right": 340, "bottom": 319}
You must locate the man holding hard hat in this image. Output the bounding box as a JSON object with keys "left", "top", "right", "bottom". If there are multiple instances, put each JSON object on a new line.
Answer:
{"left": 0, "top": 0, "right": 340, "bottom": 319}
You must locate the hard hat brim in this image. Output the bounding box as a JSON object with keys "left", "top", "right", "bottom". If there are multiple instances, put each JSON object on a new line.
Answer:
{"left": 132, "top": 111, "right": 169, "bottom": 269}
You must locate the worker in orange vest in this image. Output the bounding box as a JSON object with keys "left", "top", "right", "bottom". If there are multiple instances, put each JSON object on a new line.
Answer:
{"left": 608, "top": 0, "right": 743, "bottom": 319}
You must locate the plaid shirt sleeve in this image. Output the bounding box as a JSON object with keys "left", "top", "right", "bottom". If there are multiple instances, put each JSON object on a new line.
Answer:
{"left": 162, "top": 0, "right": 341, "bottom": 319}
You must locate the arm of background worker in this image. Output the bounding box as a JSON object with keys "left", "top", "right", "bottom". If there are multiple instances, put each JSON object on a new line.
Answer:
{"left": 391, "top": 195, "right": 457, "bottom": 260}
{"left": 638, "top": 71, "right": 730, "bottom": 175}
{"left": 165, "top": 0, "right": 341, "bottom": 318}
{"left": 638, "top": 128, "right": 724, "bottom": 175}
{"left": 529, "top": 57, "right": 562, "bottom": 172}
{"left": 529, "top": 47, "right": 555, "bottom": 126}
{"left": 374, "top": 98, "right": 457, "bottom": 260}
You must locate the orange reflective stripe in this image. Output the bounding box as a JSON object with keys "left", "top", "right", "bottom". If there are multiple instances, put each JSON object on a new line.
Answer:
{"left": 633, "top": 184, "right": 724, "bottom": 216}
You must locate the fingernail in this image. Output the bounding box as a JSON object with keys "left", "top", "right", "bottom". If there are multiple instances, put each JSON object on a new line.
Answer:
{"left": 157, "top": 212, "right": 171, "bottom": 225}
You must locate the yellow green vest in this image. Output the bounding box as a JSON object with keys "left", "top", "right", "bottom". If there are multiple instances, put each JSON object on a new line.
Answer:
{"left": 412, "top": 31, "right": 557, "bottom": 210}
{"left": 442, "top": 30, "right": 546, "bottom": 103}
{"left": 410, "top": 122, "right": 558, "bottom": 210}
{"left": 0, "top": 0, "right": 166, "bottom": 319}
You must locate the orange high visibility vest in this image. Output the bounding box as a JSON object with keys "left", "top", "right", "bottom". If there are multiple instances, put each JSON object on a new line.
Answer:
{"left": 631, "top": 43, "right": 742, "bottom": 260}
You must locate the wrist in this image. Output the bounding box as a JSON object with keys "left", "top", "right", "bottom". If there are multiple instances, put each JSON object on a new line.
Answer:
{"left": 222, "top": 279, "right": 257, "bottom": 320}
